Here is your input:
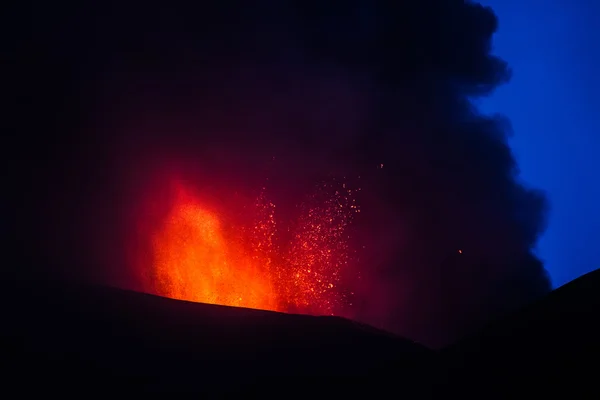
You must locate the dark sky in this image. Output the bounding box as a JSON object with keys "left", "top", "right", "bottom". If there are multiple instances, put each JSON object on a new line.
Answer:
{"left": 4, "top": 0, "right": 571, "bottom": 347}
{"left": 479, "top": 0, "right": 600, "bottom": 287}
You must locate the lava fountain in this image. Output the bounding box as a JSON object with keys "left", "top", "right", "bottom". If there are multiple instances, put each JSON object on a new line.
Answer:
{"left": 137, "top": 173, "right": 361, "bottom": 316}
{"left": 151, "top": 185, "right": 280, "bottom": 311}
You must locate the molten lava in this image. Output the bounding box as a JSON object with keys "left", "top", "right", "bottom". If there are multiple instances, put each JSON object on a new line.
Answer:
{"left": 152, "top": 195, "right": 279, "bottom": 311}
{"left": 142, "top": 177, "right": 360, "bottom": 315}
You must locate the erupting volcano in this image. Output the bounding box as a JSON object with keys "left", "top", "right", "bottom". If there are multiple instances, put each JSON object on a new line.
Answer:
{"left": 137, "top": 174, "right": 361, "bottom": 316}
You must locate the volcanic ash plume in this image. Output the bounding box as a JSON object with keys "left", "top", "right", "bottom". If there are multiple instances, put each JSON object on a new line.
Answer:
{"left": 10, "top": 0, "right": 551, "bottom": 347}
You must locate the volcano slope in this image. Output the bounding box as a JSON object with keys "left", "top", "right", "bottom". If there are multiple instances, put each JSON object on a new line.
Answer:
{"left": 441, "top": 268, "right": 600, "bottom": 396}
{"left": 3, "top": 269, "right": 600, "bottom": 396}
{"left": 2, "top": 276, "right": 434, "bottom": 395}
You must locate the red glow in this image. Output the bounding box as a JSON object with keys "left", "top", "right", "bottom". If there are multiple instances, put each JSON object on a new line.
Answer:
{"left": 136, "top": 176, "right": 360, "bottom": 315}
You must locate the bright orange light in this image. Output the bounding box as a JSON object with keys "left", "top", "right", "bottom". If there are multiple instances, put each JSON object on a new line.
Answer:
{"left": 150, "top": 185, "right": 279, "bottom": 311}
{"left": 141, "top": 176, "right": 359, "bottom": 315}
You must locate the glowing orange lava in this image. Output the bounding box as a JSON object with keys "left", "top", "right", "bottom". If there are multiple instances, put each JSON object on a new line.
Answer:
{"left": 151, "top": 186, "right": 280, "bottom": 311}
{"left": 143, "top": 177, "right": 360, "bottom": 315}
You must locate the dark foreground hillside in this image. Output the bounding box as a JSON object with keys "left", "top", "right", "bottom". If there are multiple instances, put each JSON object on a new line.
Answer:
{"left": 2, "top": 269, "right": 599, "bottom": 397}
{"left": 442, "top": 269, "right": 600, "bottom": 396}
{"left": 1, "top": 277, "right": 434, "bottom": 396}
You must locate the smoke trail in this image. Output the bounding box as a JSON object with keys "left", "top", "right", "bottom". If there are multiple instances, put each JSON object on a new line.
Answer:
{"left": 6, "top": 0, "right": 550, "bottom": 347}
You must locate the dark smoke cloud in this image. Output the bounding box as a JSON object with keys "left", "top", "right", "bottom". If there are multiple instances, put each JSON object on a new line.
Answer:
{"left": 5, "top": 0, "right": 550, "bottom": 347}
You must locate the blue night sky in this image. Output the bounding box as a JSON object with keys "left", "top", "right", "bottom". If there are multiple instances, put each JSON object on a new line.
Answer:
{"left": 479, "top": 0, "right": 599, "bottom": 287}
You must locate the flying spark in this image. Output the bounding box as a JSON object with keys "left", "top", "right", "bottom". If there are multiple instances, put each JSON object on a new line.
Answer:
{"left": 142, "top": 176, "right": 361, "bottom": 316}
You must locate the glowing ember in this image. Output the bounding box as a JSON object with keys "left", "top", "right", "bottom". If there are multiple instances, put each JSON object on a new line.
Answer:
{"left": 143, "top": 176, "right": 360, "bottom": 315}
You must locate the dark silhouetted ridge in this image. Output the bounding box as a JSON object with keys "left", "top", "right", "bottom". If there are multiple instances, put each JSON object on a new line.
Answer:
{"left": 3, "top": 269, "right": 600, "bottom": 396}
{"left": 2, "top": 277, "right": 433, "bottom": 395}
{"left": 441, "top": 268, "right": 600, "bottom": 395}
